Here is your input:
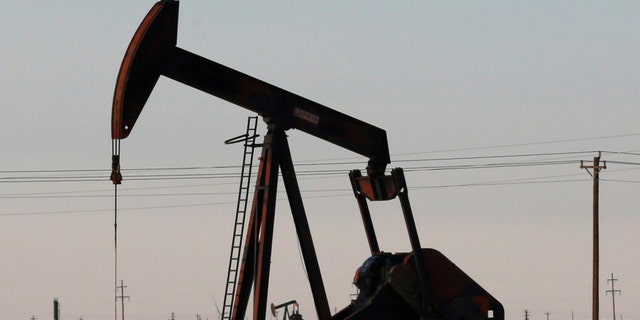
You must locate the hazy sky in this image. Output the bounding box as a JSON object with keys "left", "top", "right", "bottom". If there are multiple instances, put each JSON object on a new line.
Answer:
{"left": 1, "top": 1, "right": 639, "bottom": 320}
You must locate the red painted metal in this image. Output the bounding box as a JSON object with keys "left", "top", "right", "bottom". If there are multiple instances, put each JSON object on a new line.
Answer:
{"left": 111, "top": 1, "right": 389, "bottom": 175}
{"left": 334, "top": 249, "right": 504, "bottom": 319}
{"left": 278, "top": 130, "right": 331, "bottom": 320}
{"left": 231, "top": 129, "right": 331, "bottom": 320}
{"left": 349, "top": 170, "right": 380, "bottom": 254}
{"left": 111, "top": 1, "right": 504, "bottom": 319}
{"left": 112, "top": 1, "right": 178, "bottom": 139}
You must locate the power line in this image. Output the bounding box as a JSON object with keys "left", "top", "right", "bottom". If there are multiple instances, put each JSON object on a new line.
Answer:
{"left": 0, "top": 173, "right": 592, "bottom": 217}
{"left": 395, "top": 150, "right": 596, "bottom": 163}
{"left": 605, "top": 160, "right": 640, "bottom": 166}
{"left": 7, "top": 150, "right": 640, "bottom": 217}
{"left": 3, "top": 149, "right": 639, "bottom": 184}
{"left": 413, "top": 178, "right": 587, "bottom": 190}
{"left": 0, "top": 150, "right": 618, "bottom": 176}
{"left": 6, "top": 149, "right": 640, "bottom": 185}
{"left": 1, "top": 155, "right": 632, "bottom": 201}
{"left": 602, "top": 178, "right": 640, "bottom": 184}
{"left": 402, "top": 159, "right": 580, "bottom": 172}
{"left": 395, "top": 133, "right": 640, "bottom": 155}
{"left": 1, "top": 168, "right": 594, "bottom": 201}
{"left": 0, "top": 159, "right": 590, "bottom": 183}
{"left": 2, "top": 181, "right": 244, "bottom": 197}
{"left": 0, "top": 191, "right": 239, "bottom": 199}
{"left": 0, "top": 165, "right": 239, "bottom": 174}
{"left": 0, "top": 201, "right": 236, "bottom": 217}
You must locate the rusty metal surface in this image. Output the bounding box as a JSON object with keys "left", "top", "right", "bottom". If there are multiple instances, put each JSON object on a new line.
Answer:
{"left": 163, "top": 47, "right": 390, "bottom": 173}
{"left": 111, "top": 1, "right": 390, "bottom": 171}
{"left": 349, "top": 170, "right": 381, "bottom": 254}
{"left": 230, "top": 129, "right": 331, "bottom": 320}
{"left": 231, "top": 131, "right": 280, "bottom": 320}
{"left": 398, "top": 249, "right": 504, "bottom": 319}
{"left": 338, "top": 250, "right": 504, "bottom": 320}
{"left": 112, "top": 1, "right": 178, "bottom": 139}
{"left": 279, "top": 134, "right": 331, "bottom": 320}
{"left": 391, "top": 168, "right": 434, "bottom": 315}
{"left": 346, "top": 169, "right": 503, "bottom": 320}
{"left": 112, "top": 2, "right": 504, "bottom": 320}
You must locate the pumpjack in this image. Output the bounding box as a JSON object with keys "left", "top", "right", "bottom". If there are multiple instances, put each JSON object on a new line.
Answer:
{"left": 110, "top": 1, "right": 504, "bottom": 319}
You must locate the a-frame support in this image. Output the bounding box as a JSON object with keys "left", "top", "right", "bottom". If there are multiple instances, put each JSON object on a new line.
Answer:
{"left": 231, "top": 126, "right": 331, "bottom": 320}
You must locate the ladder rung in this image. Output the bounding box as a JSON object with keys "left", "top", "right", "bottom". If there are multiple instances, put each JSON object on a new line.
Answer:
{"left": 222, "top": 117, "right": 258, "bottom": 319}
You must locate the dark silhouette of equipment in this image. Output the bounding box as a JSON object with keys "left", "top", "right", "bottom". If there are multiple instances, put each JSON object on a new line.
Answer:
{"left": 110, "top": 1, "right": 504, "bottom": 319}
{"left": 54, "top": 298, "right": 60, "bottom": 320}
{"left": 271, "top": 300, "right": 303, "bottom": 320}
{"left": 221, "top": 116, "right": 260, "bottom": 320}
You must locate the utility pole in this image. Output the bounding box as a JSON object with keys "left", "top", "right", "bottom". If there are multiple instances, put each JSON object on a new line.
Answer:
{"left": 170, "top": 312, "right": 176, "bottom": 320}
{"left": 581, "top": 152, "right": 606, "bottom": 320}
{"left": 545, "top": 312, "right": 551, "bottom": 320}
{"left": 54, "top": 298, "right": 60, "bottom": 320}
{"left": 30, "top": 316, "right": 37, "bottom": 320}
{"left": 607, "top": 273, "right": 622, "bottom": 320}
{"left": 116, "top": 280, "right": 130, "bottom": 320}
{"left": 524, "top": 310, "right": 529, "bottom": 320}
